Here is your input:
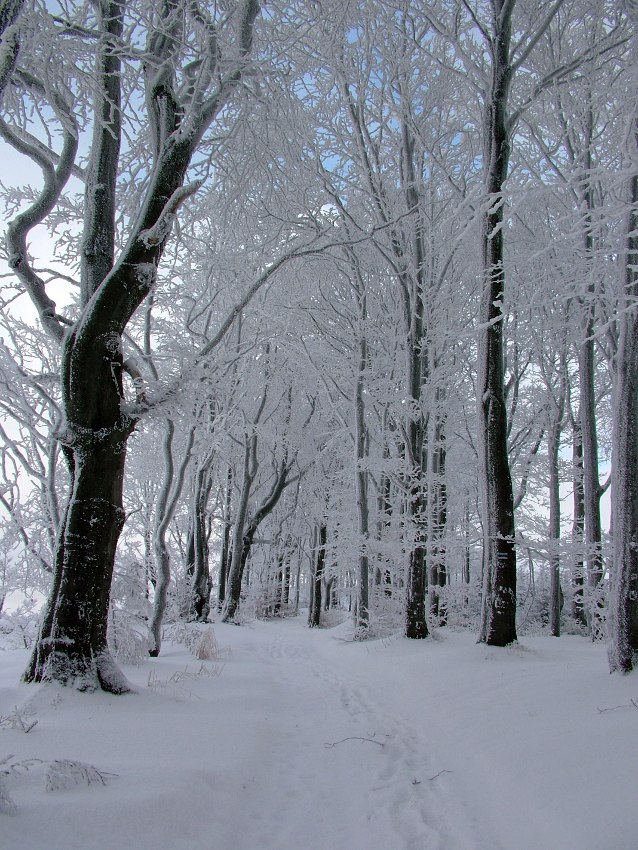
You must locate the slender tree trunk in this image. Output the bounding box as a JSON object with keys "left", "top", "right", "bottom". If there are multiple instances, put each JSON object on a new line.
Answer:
{"left": 309, "top": 523, "right": 326, "bottom": 628}
{"left": 189, "top": 463, "right": 213, "bottom": 622}
{"left": 579, "top": 292, "right": 604, "bottom": 637}
{"left": 374, "top": 462, "right": 392, "bottom": 594}
{"left": 429, "top": 400, "right": 447, "bottom": 626}
{"left": 571, "top": 414, "right": 587, "bottom": 625}
{"left": 548, "top": 411, "right": 562, "bottom": 637}
{"left": 221, "top": 439, "right": 252, "bottom": 623}
{"left": 463, "top": 493, "right": 471, "bottom": 589}
{"left": 218, "top": 465, "right": 233, "bottom": 610}
{"left": 576, "top": 108, "right": 605, "bottom": 639}
{"left": 402, "top": 120, "right": 429, "bottom": 641}
{"left": 222, "top": 452, "right": 291, "bottom": 623}
{"left": 354, "top": 285, "right": 370, "bottom": 636}
{"left": 148, "top": 422, "right": 194, "bottom": 656}
{"left": 608, "top": 131, "right": 638, "bottom": 671}
{"left": 477, "top": 1, "right": 517, "bottom": 647}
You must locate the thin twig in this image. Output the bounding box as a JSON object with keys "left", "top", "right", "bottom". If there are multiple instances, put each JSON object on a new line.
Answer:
{"left": 428, "top": 769, "right": 453, "bottom": 781}
{"left": 324, "top": 736, "right": 385, "bottom": 749}
{"left": 597, "top": 700, "right": 638, "bottom": 714}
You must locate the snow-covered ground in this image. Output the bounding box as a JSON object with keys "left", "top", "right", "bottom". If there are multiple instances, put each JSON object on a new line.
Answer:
{"left": 1, "top": 616, "right": 637, "bottom": 850}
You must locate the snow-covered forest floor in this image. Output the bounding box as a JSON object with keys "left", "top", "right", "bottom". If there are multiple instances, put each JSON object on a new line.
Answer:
{"left": 1, "top": 616, "right": 637, "bottom": 850}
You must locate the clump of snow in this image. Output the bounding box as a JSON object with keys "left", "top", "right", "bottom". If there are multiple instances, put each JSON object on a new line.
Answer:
{"left": 0, "top": 774, "right": 17, "bottom": 816}
{"left": 1, "top": 617, "right": 637, "bottom": 850}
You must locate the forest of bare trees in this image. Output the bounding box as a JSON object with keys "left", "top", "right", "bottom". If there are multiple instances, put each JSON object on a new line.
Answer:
{"left": 0, "top": 0, "right": 636, "bottom": 690}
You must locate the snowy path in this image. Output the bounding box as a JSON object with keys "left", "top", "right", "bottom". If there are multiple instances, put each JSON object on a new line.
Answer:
{"left": 2, "top": 616, "right": 638, "bottom": 850}
{"left": 229, "top": 624, "right": 467, "bottom": 850}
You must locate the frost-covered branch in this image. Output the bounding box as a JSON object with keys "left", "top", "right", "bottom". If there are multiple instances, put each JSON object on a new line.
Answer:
{"left": 138, "top": 181, "right": 204, "bottom": 248}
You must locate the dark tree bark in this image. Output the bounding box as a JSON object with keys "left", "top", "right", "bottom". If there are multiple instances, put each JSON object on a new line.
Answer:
{"left": 14, "top": 0, "right": 260, "bottom": 690}
{"left": 477, "top": 0, "right": 517, "bottom": 647}
{"left": 352, "top": 272, "right": 370, "bottom": 636}
{"left": 188, "top": 461, "right": 214, "bottom": 622}
{"left": 339, "top": 65, "right": 429, "bottom": 640}
{"left": 570, "top": 414, "right": 587, "bottom": 626}
{"left": 218, "top": 465, "right": 233, "bottom": 611}
{"left": 608, "top": 106, "right": 638, "bottom": 671}
{"left": 429, "top": 399, "right": 447, "bottom": 626}
{"left": 221, "top": 456, "right": 293, "bottom": 623}
{"left": 402, "top": 116, "right": 429, "bottom": 641}
{"left": 309, "top": 523, "right": 327, "bottom": 628}
{"left": 548, "top": 404, "right": 563, "bottom": 637}
{"left": 576, "top": 117, "right": 605, "bottom": 638}
{"left": 463, "top": 493, "right": 471, "bottom": 589}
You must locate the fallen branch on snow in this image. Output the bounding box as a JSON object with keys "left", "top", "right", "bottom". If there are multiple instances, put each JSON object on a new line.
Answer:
{"left": 324, "top": 736, "right": 385, "bottom": 749}
{"left": 597, "top": 698, "right": 638, "bottom": 714}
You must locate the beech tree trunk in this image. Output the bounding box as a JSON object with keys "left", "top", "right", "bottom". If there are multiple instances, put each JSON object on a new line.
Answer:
{"left": 188, "top": 460, "right": 214, "bottom": 622}
{"left": 571, "top": 414, "right": 587, "bottom": 626}
{"left": 17, "top": 0, "right": 260, "bottom": 690}
{"left": 218, "top": 465, "right": 233, "bottom": 610}
{"left": 309, "top": 523, "right": 327, "bottom": 628}
{"left": 221, "top": 456, "right": 292, "bottom": 623}
{"left": 353, "top": 279, "right": 370, "bottom": 636}
{"left": 402, "top": 117, "right": 429, "bottom": 641}
{"left": 608, "top": 136, "right": 638, "bottom": 671}
{"left": 578, "top": 171, "right": 605, "bottom": 638}
{"left": 429, "top": 401, "right": 447, "bottom": 626}
{"left": 477, "top": 0, "right": 517, "bottom": 647}
{"left": 23, "top": 421, "right": 131, "bottom": 691}
{"left": 148, "top": 422, "right": 194, "bottom": 656}
{"left": 548, "top": 411, "right": 562, "bottom": 637}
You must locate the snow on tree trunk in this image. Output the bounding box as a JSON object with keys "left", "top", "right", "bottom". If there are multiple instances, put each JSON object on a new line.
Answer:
{"left": 571, "top": 414, "right": 587, "bottom": 626}
{"left": 353, "top": 278, "right": 370, "bottom": 637}
{"left": 477, "top": 0, "right": 517, "bottom": 647}
{"left": 18, "top": 0, "right": 260, "bottom": 690}
{"left": 23, "top": 424, "right": 131, "bottom": 692}
{"left": 548, "top": 409, "right": 563, "bottom": 637}
{"left": 309, "top": 523, "right": 327, "bottom": 629}
{"left": 608, "top": 142, "right": 638, "bottom": 671}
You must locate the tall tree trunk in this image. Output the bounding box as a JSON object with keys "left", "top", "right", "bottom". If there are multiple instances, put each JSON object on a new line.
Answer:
{"left": 548, "top": 408, "right": 563, "bottom": 637}
{"left": 218, "top": 465, "right": 233, "bottom": 611}
{"left": 189, "top": 462, "right": 213, "bottom": 622}
{"left": 23, "top": 0, "right": 128, "bottom": 690}
{"left": 429, "top": 399, "right": 447, "bottom": 626}
{"left": 477, "top": 1, "right": 517, "bottom": 646}
{"left": 353, "top": 282, "right": 370, "bottom": 636}
{"left": 148, "top": 422, "right": 194, "bottom": 656}
{"left": 340, "top": 67, "right": 428, "bottom": 638}
{"left": 221, "top": 438, "right": 253, "bottom": 623}
{"left": 463, "top": 493, "right": 471, "bottom": 589}
{"left": 23, "top": 424, "right": 131, "bottom": 692}
{"left": 402, "top": 117, "right": 429, "bottom": 641}
{"left": 309, "top": 523, "right": 326, "bottom": 628}
{"left": 575, "top": 106, "right": 605, "bottom": 639}
{"left": 20, "top": 0, "right": 260, "bottom": 690}
{"left": 608, "top": 99, "right": 638, "bottom": 670}
{"left": 374, "top": 444, "right": 392, "bottom": 595}
{"left": 222, "top": 454, "right": 291, "bottom": 623}
{"left": 571, "top": 414, "right": 587, "bottom": 626}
